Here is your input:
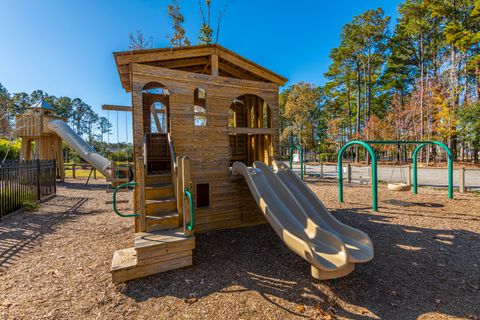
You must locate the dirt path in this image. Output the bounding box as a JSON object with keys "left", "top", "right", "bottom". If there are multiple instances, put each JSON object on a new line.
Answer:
{"left": 0, "top": 178, "right": 479, "bottom": 319}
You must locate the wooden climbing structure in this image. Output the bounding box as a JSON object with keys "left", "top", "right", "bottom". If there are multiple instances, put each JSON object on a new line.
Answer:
{"left": 109, "top": 44, "right": 287, "bottom": 282}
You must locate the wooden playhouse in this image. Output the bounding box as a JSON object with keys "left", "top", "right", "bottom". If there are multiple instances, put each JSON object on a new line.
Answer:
{"left": 110, "top": 44, "right": 287, "bottom": 282}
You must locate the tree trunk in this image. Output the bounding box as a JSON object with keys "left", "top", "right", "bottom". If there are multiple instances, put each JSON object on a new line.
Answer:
{"left": 450, "top": 46, "right": 458, "bottom": 160}
{"left": 363, "top": 61, "right": 370, "bottom": 165}
{"left": 367, "top": 54, "right": 372, "bottom": 122}
{"left": 419, "top": 34, "right": 425, "bottom": 162}
{"left": 355, "top": 57, "right": 362, "bottom": 163}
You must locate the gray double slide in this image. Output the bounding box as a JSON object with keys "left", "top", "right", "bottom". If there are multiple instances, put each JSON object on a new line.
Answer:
{"left": 232, "top": 160, "right": 373, "bottom": 280}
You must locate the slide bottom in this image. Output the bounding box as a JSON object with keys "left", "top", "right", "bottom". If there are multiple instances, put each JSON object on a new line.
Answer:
{"left": 311, "top": 263, "right": 354, "bottom": 280}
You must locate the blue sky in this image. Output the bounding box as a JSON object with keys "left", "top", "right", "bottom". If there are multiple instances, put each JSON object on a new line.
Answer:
{"left": 0, "top": 0, "right": 402, "bottom": 142}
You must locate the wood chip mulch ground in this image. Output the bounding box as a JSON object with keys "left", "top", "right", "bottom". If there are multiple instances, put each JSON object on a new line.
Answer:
{"left": 0, "top": 178, "right": 479, "bottom": 320}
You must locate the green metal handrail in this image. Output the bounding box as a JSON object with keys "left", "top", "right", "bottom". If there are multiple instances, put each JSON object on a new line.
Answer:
{"left": 289, "top": 145, "right": 304, "bottom": 181}
{"left": 338, "top": 141, "right": 378, "bottom": 211}
{"left": 184, "top": 188, "right": 195, "bottom": 231}
{"left": 112, "top": 181, "right": 140, "bottom": 218}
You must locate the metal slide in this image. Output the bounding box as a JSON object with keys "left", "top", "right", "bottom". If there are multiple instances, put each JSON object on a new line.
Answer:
{"left": 47, "top": 119, "right": 112, "bottom": 177}
{"left": 232, "top": 161, "right": 373, "bottom": 280}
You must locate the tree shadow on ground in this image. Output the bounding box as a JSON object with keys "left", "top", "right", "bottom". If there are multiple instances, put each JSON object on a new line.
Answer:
{"left": 120, "top": 204, "right": 480, "bottom": 319}
{"left": 0, "top": 194, "right": 102, "bottom": 271}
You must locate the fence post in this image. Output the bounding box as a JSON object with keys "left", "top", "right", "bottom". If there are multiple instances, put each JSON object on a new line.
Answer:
{"left": 347, "top": 163, "right": 351, "bottom": 183}
{"left": 407, "top": 165, "right": 412, "bottom": 186}
{"left": 36, "top": 159, "right": 41, "bottom": 200}
{"left": 368, "top": 165, "right": 372, "bottom": 185}
{"left": 459, "top": 167, "right": 465, "bottom": 193}
{"left": 54, "top": 159, "right": 57, "bottom": 194}
{"left": 72, "top": 163, "right": 76, "bottom": 179}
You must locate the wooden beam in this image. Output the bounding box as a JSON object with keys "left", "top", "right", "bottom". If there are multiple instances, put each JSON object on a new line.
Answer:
{"left": 131, "top": 63, "right": 279, "bottom": 92}
{"left": 211, "top": 54, "right": 219, "bottom": 77}
{"left": 116, "top": 47, "right": 214, "bottom": 66}
{"left": 218, "top": 51, "right": 287, "bottom": 85}
{"left": 227, "top": 127, "right": 277, "bottom": 135}
{"left": 102, "top": 105, "right": 132, "bottom": 112}
{"left": 149, "top": 56, "right": 210, "bottom": 69}
{"left": 218, "top": 61, "right": 258, "bottom": 81}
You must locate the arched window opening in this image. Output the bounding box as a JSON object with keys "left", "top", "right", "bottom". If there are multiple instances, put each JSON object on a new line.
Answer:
{"left": 228, "top": 99, "right": 247, "bottom": 128}
{"left": 228, "top": 94, "right": 271, "bottom": 128}
{"left": 143, "top": 82, "right": 170, "bottom": 95}
{"left": 228, "top": 94, "right": 273, "bottom": 167}
{"left": 141, "top": 82, "right": 170, "bottom": 134}
{"left": 194, "top": 88, "right": 207, "bottom": 127}
{"left": 141, "top": 82, "right": 170, "bottom": 174}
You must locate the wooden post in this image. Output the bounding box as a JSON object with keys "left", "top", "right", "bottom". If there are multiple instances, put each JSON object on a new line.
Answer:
{"left": 211, "top": 54, "right": 219, "bottom": 77}
{"left": 347, "top": 163, "right": 351, "bottom": 183}
{"left": 136, "top": 157, "right": 146, "bottom": 232}
{"left": 460, "top": 167, "right": 466, "bottom": 193}
{"left": 407, "top": 165, "right": 412, "bottom": 186}
{"left": 72, "top": 163, "right": 76, "bottom": 179}
{"left": 182, "top": 157, "right": 192, "bottom": 236}
{"left": 176, "top": 156, "right": 183, "bottom": 224}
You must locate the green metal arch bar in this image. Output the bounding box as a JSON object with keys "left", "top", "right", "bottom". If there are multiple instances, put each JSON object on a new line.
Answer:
{"left": 112, "top": 181, "right": 140, "bottom": 218}
{"left": 289, "top": 145, "right": 304, "bottom": 181}
{"left": 362, "top": 140, "right": 454, "bottom": 199}
{"left": 184, "top": 188, "right": 195, "bottom": 231}
{"left": 412, "top": 142, "right": 453, "bottom": 199}
{"left": 338, "top": 141, "right": 378, "bottom": 211}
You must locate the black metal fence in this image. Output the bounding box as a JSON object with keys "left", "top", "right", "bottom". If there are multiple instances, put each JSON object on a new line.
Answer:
{"left": 0, "top": 160, "right": 56, "bottom": 219}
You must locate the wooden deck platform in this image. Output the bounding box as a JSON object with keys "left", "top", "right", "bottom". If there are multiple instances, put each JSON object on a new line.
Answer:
{"left": 111, "top": 229, "right": 195, "bottom": 283}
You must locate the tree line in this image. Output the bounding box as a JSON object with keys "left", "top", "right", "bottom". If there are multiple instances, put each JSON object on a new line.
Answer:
{"left": 281, "top": 0, "right": 480, "bottom": 163}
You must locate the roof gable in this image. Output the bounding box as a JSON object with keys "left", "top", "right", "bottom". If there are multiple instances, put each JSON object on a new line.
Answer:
{"left": 113, "top": 44, "right": 287, "bottom": 91}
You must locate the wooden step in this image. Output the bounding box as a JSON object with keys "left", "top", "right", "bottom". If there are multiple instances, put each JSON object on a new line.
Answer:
{"left": 110, "top": 247, "right": 192, "bottom": 283}
{"left": 110, "top": 229, "right": 195, "bottom": 283}
{"left": 146, "top": 211, "right": 179, "bottom": 231}
{"left": 145, "top": 172, "right": 172, "bottom": 185}
{"left": 146, "top": 183, "right": 174, "bottom": 199}
{"left": 134, "top": 229, "right": 195, "bottom": 256}
{"left": 146, "top": 198, "right": 176, "bottom": 214}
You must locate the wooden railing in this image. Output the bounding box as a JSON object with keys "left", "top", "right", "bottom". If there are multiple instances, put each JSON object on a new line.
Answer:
{"left": 167, "top": 133, "right": 193, "bottom": 235}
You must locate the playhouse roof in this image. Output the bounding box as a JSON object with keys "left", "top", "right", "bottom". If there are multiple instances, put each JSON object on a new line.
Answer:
{"left": 113, "top": 44, "right": 288, "bottom": 92}
{"left": 30, "top": 100, "right": 55, "bottom": 110}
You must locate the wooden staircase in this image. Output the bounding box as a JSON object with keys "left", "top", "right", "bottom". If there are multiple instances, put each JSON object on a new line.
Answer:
{"left": 145, "top": 171, "right": 178, "bottom": 232}
{"left": 110, "top": 133, "right": 195, "bottom": 283}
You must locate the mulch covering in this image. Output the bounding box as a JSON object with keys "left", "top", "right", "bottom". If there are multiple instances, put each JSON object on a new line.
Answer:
{"left": 0, "top": 178, "right": 479, "bottom": 319}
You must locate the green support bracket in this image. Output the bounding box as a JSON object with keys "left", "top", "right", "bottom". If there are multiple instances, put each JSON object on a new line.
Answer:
{"left": 338, "top": 141, "right": 378, "bottom": 211}
{"left": 112, "top": 181, "right": 140, "bottom": 218}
